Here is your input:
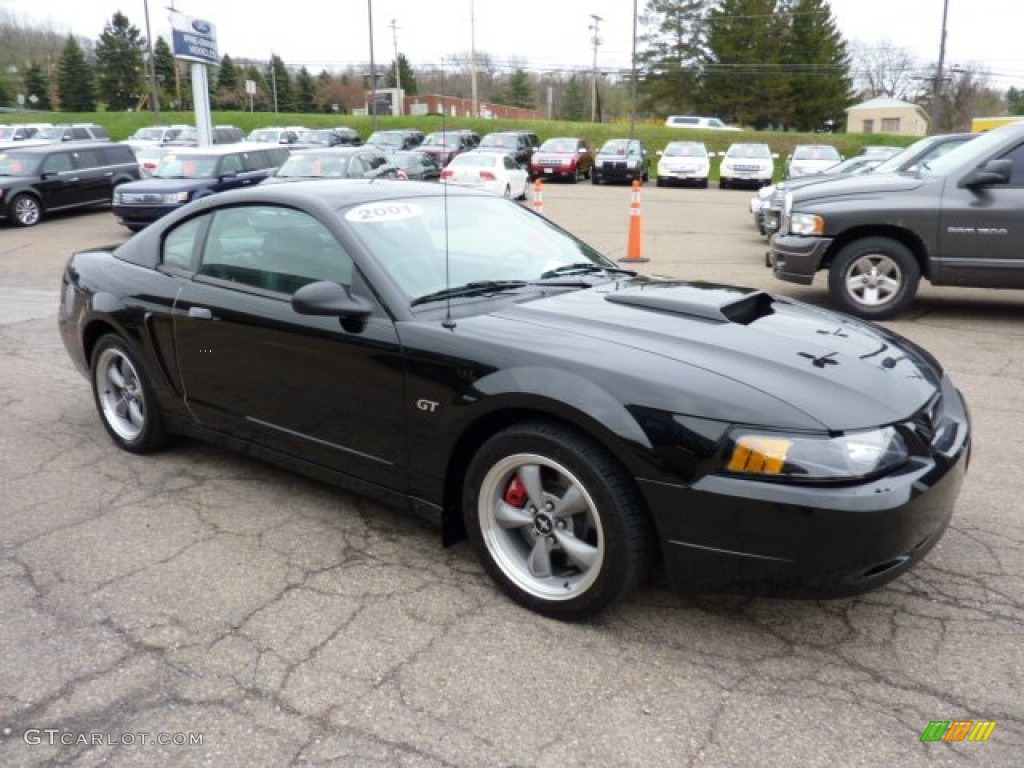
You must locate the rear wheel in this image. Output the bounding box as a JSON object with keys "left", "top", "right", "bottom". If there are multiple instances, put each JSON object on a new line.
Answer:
{"left": 827, "top": 236, "right": 920, "bottom": 320}
{"left": 9, "top": 193, "right": 41, "bottom": 227}
{"left": 719, "top": 178, "right": 730, "bottom": 190}
{"left": 591, "top": 173, "right": 601, "bottom": 185}
{"left": 463, "top": 421, "right": 653, "bottom": 620}
{"left": 90, "top": 335, "right": 167, "bottom": 453}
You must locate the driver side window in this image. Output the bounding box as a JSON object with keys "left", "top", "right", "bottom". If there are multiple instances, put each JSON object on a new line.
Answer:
{"left": 198, "top": 205, "right": 354, "bottom": 294}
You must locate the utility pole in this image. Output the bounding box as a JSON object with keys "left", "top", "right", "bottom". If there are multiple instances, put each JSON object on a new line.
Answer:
{"left": 143, "top": 0, "right": 161, "bottom": 117}
{"left": 470, "top": 0, "right": 478, "bottom": 118}
{"left": 389, "top": 18, "right": 402, "bottom": 116}
{"left": 589, "top": 13, "right": 602, "bottom": 123}
{"left": 629, "top": 0, "right": 638, "bottom": 139}
{"left": 931, "top": 0, "right": 950, "bottom": 133}
{"left": 368, "top": 0, "right": 377, "bottom": 130}
{"left": 269, "top": 56, "right": 278, "bottom": 113}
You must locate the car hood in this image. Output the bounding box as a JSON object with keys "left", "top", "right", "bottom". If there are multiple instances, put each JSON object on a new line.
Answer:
{"left": 481, "top": 280, "right": 941, "bottom": 431}
{"left": 117, "top": 177, "right": 219, "bottom": 192}
{"left": 789, "top": 171, "right": 924, "bottom": 204}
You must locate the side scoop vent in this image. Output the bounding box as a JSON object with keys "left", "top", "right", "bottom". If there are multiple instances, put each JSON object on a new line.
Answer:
{"left": 604, "top": 282, "right": 775, "bottom": 325}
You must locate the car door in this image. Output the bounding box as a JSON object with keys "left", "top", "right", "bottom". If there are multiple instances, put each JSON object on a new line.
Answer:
{"left": 172, "top": 203, "right": 406, "bottom": 489}
{"left": 935, "top": 141, "right": 1024, "bottom": 288}
{"left": 36, "top": 151, "right": 79, "bottom": 210}
{"left": 69, "top": 147, "right": 109, "bottom": 204}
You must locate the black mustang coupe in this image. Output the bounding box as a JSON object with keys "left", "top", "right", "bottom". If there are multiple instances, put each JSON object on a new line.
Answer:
{"left": 58, "top": 180, "right": 970, "bottom": 620}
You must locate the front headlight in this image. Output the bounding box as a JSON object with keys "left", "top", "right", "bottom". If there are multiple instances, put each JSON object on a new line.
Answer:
{"left": 161, "top": 191, "right": 190, "bottom": 204}
{"left": 724, "top": 426, "right": 908, "bottom": 481}
{"left": 789, "top": 212, "right": 825, "bottom": 236}
{"left": 560, "top": 158, "right": 572, "bottom": 166}
{"left": 626, "top": 159, "right": 639, "bottom": 168}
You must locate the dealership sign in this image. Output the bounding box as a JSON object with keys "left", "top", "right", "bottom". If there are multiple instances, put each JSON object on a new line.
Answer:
{"left": 170, "top": 13, "right": 219, "bottom": 66}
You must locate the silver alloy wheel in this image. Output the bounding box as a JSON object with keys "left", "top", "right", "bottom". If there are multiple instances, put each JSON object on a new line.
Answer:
{"left": 477, "top": 452, "right": 604, "bottom": 602}
{"left": 13, "top": 195, "right": 41, "bottom": 226}
{"left": 844, "top": 252, "right": 903, "bottom": 307}
{"left": 95, "top": 347, "right": 147, "bottom": 442}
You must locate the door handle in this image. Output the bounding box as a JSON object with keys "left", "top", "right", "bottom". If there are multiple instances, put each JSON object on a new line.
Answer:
{"left": 104, "top": 172, "right": 113, "bottom": 177}
{"left": 187, "top": 306, "right": 213, "bottom": 320}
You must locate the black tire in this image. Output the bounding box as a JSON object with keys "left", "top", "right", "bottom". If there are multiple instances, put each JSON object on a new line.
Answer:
{"left": 90, "top": 335, "right": 167, "bottom": 453}
{"left": 827, "top": 236, "right": 921, "bottom": 320}
{"left": 9, "top": 193, "right": 42, "bottom": 227}
{"left": 719, "top": 178, "right": 729, "bottom": 190}
{"left": 570, "top": 166, "right": 580, "bottom": 184}
{"left": 591, "top": 173, "right": 600, "bottom": 185}
{"left": 656, "top": 178, "right": 664, "bottom": 188}
{"left": 641, "top": 169, "right": 649, "bottom": 182}
{"left": 463, "top": 421, "right": 654, "bottom": 620}
{"left": 700, "top": 178, "right": 709, "bottom": 189}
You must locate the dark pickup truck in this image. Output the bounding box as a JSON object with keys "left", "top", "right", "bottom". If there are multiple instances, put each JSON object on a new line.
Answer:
{"left": 768, "top": 123, "right": 1024, "bottom": 319}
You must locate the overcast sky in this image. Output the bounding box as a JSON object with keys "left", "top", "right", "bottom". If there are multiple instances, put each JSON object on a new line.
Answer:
{"left": 4, "top": 0, "right": 1022, "bottom": 88}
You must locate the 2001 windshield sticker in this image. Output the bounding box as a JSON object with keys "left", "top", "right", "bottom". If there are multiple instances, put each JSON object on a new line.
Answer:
{"left": 920, "top": 721, "right": 996, "bottom": 742}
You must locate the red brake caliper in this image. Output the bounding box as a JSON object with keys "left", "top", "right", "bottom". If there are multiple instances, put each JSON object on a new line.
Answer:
{"left": 504, "top": 475, "right": 529, "bottom": 508}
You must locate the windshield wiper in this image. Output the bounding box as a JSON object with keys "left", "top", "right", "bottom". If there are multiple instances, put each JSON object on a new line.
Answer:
{"left": 410, "top": 280, "right": 529, "bottom": 306}
{"left": 539, "top": 262, "right": 637, "bottom": 279}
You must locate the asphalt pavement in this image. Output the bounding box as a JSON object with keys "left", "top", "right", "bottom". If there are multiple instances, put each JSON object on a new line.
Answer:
{"left": 0, "top": 185, "right": 1021, "bottom": 767}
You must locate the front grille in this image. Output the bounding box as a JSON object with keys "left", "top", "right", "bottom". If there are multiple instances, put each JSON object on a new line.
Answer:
{"left": 732, "top": 164, "right": 763, "bottom": 173}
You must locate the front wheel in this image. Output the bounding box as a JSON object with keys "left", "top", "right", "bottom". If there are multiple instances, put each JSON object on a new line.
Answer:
{"left": 9, "top": 193, "right": 42, "bottom": 227}
{"left": 827, "top": 237, "right": 920, "bottom": 320}
{"left": 463, "top": 422, "right": 653, "bottom": 620}
{"left": 90, "top": 335, "right": 167, "bottom": 453}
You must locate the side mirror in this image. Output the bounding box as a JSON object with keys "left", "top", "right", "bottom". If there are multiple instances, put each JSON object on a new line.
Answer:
{"left": 292, "top": 281, "right": 373, "bottom": 319}
{"left": 961, "top": 158, "right": 1012, "bottom": 188}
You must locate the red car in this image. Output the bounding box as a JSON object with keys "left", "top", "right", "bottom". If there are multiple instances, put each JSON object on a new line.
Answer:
{"left": 529, "top": 137, "right": 593, "bottom": 183}
{"left": 418, "top": 130, "right": 477, "bottom": 167}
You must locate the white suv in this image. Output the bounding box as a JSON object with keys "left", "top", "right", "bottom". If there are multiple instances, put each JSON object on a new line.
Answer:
{"left": 664, "top": 115, "right": 741, "bottom": 131}
{"left": 785, "top": 144, "right": 842, "bottom": 178}
{"left": 718, "top": 143, "right": 777, "bottom": 189}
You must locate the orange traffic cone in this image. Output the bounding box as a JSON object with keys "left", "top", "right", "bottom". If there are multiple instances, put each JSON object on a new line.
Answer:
{"left": 532, "top": 178, "right": 545, "bottom": 215}
{"left": 620, "top": 179, "right": 649, "bottom": 263}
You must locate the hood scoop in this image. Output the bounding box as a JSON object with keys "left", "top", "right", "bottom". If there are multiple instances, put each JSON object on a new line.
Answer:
{"left": 604, "top": 281, "right": 775, "bottom": 325}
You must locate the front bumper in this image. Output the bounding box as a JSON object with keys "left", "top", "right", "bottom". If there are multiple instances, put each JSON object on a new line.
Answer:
{"left": 767, "top": 233, "right": 834, "bottom": 284}
{"left": 595, "top": 161, "right": 644, "bottom": 182}
{"left": 639, "top": 381, "right": 970, "bottom": 597}
{"left": 113, "top": 202, "right": 182, "bottom": 228}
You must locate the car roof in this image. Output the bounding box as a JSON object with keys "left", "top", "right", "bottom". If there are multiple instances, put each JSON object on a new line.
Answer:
{"left": 1, "top": 141, "right": 119, "bottom": 155}
{"left": 287, "top": 146, "right": 382, "bottom": 156}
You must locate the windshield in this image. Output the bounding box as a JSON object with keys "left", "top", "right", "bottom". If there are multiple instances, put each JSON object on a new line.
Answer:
{"left": 298, "top": 130, "right": 330, "bottom": 145}
{"left": 792, "top": 145, "right": 840, "bottom": 161}
{"left": 248, "top": 129, "right": 280, "bottom": 142}
{"left": 275, "top": 153, "right": 351, "bottom": 178}
{"left": 450, "top": 154, "right": 497, "bottom": 168}
{"left": 36, "top": 127, "right": 66, "bottom": 140}
{"left": 539, "top": 138, "right": 578, "bottom": 153}
{"left": 0, "top": 153, "right": 41, "bottom": 176}
{"left": 423, "top": 133, "right": 460, "bottom": 148}
{"left": 480, "top": 134, "right": 514, "bottom": 149}
{"left": 726, "top": 144, "right": 771, "bottom": 158}
{"left": 367, "top": 132, "right": 403, "bottom": 147}
{"left": 663, "top": 142, "right": 707, "bottom": 158}
{"left": 342, "top": 195, "right": 612, "bottom": 299}
{"left": 599, "top": 139, "right": 638, "bottom": 155}
{"left": 132, "top": 128, "right": 165, "bottom": 141}
{"left": 153, "top": 153, "right": 219, "bottom": 179}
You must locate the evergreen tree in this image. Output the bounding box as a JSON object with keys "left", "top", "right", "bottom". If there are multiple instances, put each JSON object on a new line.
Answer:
{"left": 23, "top": 62, "right": 51, "bottom": 110}
{"left": 561, "top": 75, "right": 586, "bottom": 121}
{"left": 384, "top": 53, "right": 418, "bottom": 96}
{"left": 57, "top": 36, "right": 96, "bottom": 111}
{"left": 0, "top": 72, "right": 9, "bottom": 108}
{"left": 636, "top": 0, "right": 706, "bottom": 116}
{"left": 268, "top": 54, "right": 294, "bottom": 111}
{"left": 294, "top": 66, "right": 316, "bottom": 112}
{"left": 153, "top": 37, "right": 176, "bottom": 102}
{"left": 499, "top": 69, "right": 535, "bottom": 108}
{"left": 217, "top": 53, "right": 239, "bottom": 91}
{"left": 1007, "top": 86, "right": 1024, "bottom": 115}
{"left": 784, "top": 0, "right": 851, "bottom": 131}
{"left": 94, "top": 11, "right": 146, "bottom": 110}
{"left": 703, "top": 0, "right": 790, "bottom": 128}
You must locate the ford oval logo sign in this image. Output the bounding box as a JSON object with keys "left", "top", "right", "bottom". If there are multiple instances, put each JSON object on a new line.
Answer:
{"left": 191, "top": 19, "right": 212, "bottom": 34}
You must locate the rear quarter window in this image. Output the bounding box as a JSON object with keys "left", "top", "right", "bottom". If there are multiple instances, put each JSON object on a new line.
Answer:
{"left": 103, "top": 145, "right": 137, "bottom": 164}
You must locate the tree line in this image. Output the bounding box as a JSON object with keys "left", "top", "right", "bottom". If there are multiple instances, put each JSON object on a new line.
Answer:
{"left": 0, "top": 3, "right": 1014, "bottom": 132}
